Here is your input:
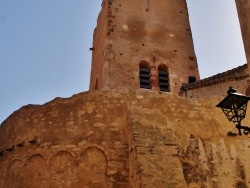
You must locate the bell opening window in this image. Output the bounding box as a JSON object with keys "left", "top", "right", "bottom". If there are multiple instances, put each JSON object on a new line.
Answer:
{"left": 158, "top": 65, "right": 169, "bottom": 92}
{"left": 139, "top": 61, "right": 151, "bottom": 89}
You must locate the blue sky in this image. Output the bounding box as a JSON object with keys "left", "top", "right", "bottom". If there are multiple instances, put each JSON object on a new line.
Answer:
{"left": 0, "top": 0, "right": 246, "bottom": 123}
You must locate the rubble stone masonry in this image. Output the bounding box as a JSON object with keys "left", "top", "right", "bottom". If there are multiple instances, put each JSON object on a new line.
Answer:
{"left": 2, "top": 0, "right": 250, "bottom": 187}
{"left": 1, "top": 89, "right": 250, "bottom": 187}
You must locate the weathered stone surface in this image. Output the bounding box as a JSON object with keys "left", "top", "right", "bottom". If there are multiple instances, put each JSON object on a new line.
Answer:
{"left": 1, "top": 90, "right": 250, "bottom": 187}
{"left": 181, "top": 64, "right": 250, "bottom": 98}
{"left": 89, "top": 0, "right": 200, "bottom": 94}
{"left": 2, "top": 0, "right": 250, "bottom": 187}
{"left": 0, "top": 90, "right": 130, "bottom": 188}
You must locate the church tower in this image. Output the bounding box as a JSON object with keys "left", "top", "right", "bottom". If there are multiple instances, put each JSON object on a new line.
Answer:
{"left": 89, "top": 0, "right": 200, "bottom": 94}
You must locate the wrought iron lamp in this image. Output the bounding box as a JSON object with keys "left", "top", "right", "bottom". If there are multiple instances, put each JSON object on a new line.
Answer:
{"left": 216, "top": 86, "right": 250, "bottom": 136}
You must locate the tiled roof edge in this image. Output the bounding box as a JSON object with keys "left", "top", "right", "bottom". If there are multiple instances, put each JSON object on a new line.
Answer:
{"left": 181, "top": 64, "right": 248, "bottom": 91}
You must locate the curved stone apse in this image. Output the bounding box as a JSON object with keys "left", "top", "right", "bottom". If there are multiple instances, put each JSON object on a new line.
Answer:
{"left": 49, "top": 151, "right": 76, "bottom": 187}
{"left": 5, "top": 155, "right": 51, "bottom": 188}
{"left": 5, "top": 159, "right": 23, "bottom": 188}
{"left": 73, "top": 147, "right": 108, "bottom": 187}
{"left": 22, "top": 154, "right": 51, "bottom": 188}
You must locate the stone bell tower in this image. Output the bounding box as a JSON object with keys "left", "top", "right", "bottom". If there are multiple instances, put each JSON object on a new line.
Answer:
{"left": 89, "top": 0, "right": 200, "bottom": 94}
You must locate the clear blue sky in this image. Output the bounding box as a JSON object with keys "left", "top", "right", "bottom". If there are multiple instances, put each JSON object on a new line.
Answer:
{"left": 0, "top": 0, "right": 246, "bottom": 123}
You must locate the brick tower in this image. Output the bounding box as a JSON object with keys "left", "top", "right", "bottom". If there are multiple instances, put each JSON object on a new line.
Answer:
{"left": 89, "top": 0, "right": 200, "bottom": 94}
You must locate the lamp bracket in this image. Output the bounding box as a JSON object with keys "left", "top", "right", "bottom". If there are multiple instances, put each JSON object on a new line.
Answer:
{"left": 235, "top": 124, "right": 250, "bottom": 136}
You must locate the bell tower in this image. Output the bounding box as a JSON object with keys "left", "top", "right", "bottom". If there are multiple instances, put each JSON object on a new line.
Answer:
{"left": 89, "top": 0, "right": 200, "bottom": 94}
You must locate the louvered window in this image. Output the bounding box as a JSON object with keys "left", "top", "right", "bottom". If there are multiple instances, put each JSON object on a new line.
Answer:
{"left": 158, "top": 69, "right": 169, "bottom": 92}
{"left": 139, "top": 67, "right": 151, "bottom": 89}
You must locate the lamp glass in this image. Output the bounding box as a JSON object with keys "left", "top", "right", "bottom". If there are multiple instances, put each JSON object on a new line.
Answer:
{"left": 216, "top": 92, "right": 250, "bottom": 124}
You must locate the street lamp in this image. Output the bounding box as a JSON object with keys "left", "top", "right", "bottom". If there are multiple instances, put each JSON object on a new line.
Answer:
{"left": 216, "top": 86, "right": 250, "bottom": 136}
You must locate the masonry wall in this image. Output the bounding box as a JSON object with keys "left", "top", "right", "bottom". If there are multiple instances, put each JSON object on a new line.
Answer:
{"left": 2, "top": 90, "right": 250, "bottom": 187}
{"left": 181, "top": 65, "right": 250, "bottom": 98}
{"left": 89, "top": 1, "right": 109, "bottom": 91}
{"left": 184, "top": 78, "right": 249, "bottom": 98}
{"left": 89, "top": 0, "right": 200, "bottom": 94}
{"left": 0, "top": 91, "right": 131, "bottom": 188}
{"left": 130, "top": 90, "right": 250, "bottom": 188}
{"left": 235, "top": 0, "right": 250, "bottom": 73}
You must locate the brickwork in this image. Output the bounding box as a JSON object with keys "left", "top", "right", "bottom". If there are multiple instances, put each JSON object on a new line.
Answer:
{"left": 89, "top": 0, "right": 200, "bottom": 94}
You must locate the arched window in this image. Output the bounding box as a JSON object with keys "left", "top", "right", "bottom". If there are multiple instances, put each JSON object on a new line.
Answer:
{"left": 158, "top": 65, "right": 169, "bottom": 92}
{"left": 139, "top": 61, "right": 151, "bottom": 89}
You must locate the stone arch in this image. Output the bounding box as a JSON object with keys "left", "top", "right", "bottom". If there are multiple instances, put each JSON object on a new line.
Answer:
{"left": 21, "top": 154, "right": 51, "bottom": 188}
{"left": 78, "top": 145, "right": 108, "bottom": 160}
{"left": 79, "top": 146, "right": 108, "bottom": 164}
{"left": 158, "top": 64, "right": 168, "bottom": 71}
{"left": 72, "top": 146, "right": 108, "bottom": 187}
{"left": 5, "top": 159, "right": 23, "bottom": 188}
{"left": 26, "top": 153, "right": 47, "bottom": 161}
{"left": 49, "top": 150, "right": 76, "bottom": 187}
{"left": 139, "top": 60, "right": 150, "bottom": 69}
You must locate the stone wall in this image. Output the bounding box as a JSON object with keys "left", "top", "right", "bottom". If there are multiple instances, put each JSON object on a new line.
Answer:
{"left": 89, "top": 0, "right": 200, "bottom": 94}
{"left": 131, "top": 90, "right": 250, "bottom": 188}
{"left": 0, "top": 91, "right": 131, "bottom": 188}
{"left": 180, "top": 64, "right": 250, "bottom": 98}
{"left": 183, "top": 78, "right": 249, "bottom": 98}
{"left": 89, "top": 0, "right": 109, "bottom": 91}
{"left": 1, "top": 89, "right": 250, "bottom": 187}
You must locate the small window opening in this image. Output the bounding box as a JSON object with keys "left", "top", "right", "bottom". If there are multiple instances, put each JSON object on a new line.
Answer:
{"left": 28, "top": 140, "right": 37, "bottom": 144}
{"left": 6, "top": 146, "right": 15, "bottom": 152}
{"left": 95, "top": 78, "right": 99, "bottom": 90}
{"left": 16, "top": 142, "right": 25, "bottom": 147}
{"left": 188, "top": 76, "right": 196, "bottom": 84}
{"left": 139, "top": 62, "right": 151, "bottom": 89}
{"left": 158, "top": 65, "right": 169, "bottom": 92}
